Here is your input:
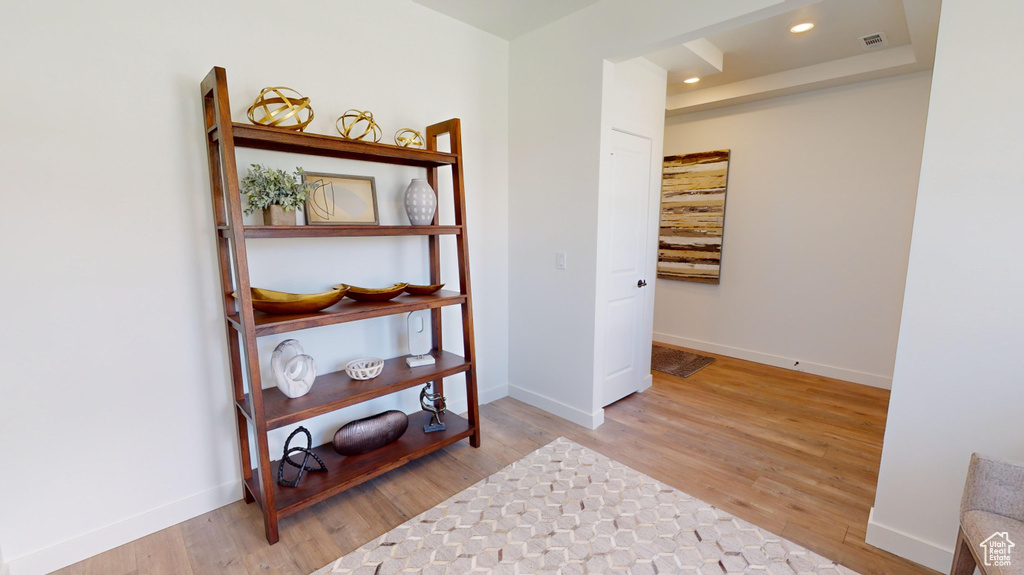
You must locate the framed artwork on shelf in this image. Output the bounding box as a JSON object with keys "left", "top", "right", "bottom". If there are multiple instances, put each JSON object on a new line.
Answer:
{"left": 302, "top": 172, "right": 379, "bottom": 225}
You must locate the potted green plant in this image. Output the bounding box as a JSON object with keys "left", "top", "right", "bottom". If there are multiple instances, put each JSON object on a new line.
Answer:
{"left": 240, "top": 164, "right": 316, "bottom": 225}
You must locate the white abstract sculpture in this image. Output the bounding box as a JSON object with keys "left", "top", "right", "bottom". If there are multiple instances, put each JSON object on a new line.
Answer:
{"left": 271, "top": 339, "right": 317, "bottom": 398}
{"left": 406, "top": 309, "right": 435, "bottom": 367}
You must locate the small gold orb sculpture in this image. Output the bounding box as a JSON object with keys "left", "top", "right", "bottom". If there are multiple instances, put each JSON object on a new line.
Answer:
{"left": 336, "top": 109, "right": 382, "bottom": 142}
{"left": 394, "top": 128, "right": 424, "bottom": 148}
{"left": 246, "top": 87, "right": 314, "bottom": 131}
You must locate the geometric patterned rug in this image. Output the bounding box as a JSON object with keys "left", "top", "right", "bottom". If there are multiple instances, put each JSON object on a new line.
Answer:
{"left": 312, "top": 438, "right": 860, "bottom": 574}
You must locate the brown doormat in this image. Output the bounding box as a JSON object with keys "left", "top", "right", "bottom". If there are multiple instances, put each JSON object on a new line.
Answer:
{"left": 652, "top": 345, "right": 716, "bottom": 378}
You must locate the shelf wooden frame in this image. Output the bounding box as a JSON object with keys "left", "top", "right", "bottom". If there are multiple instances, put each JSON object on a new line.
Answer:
{"left": 245, "top": 411, "right": 473, "bottom": 518}
{"left": 200, "top": 66, "right": 480, "bottom": 544}
{"left": 226, "top": 290, "right": 467, "bottom": 337}
{"left": 235, "top": 351, "right": 470, "bottom": 430}
{"left": 240, "top": 224, "right": 462, "bottom": 239}
{"left": 217, "top": 123, "right": 459, "bottom": 167}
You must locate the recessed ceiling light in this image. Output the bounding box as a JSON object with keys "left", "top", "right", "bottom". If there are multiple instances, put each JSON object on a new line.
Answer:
{"left": 790, "top": 22, "right": 814, "bottom": 33}
{"left": 683, "top": 77, "right": 701, "bottom": 84}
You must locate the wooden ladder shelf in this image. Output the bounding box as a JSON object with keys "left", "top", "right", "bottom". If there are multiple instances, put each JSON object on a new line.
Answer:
{"left": 200, "top": 66, "right": 480, "bottom": 544}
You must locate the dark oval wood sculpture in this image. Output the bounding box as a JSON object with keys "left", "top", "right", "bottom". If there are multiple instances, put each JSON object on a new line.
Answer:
{"left": 332, "top": 410, "right": 409, "bottom": 456}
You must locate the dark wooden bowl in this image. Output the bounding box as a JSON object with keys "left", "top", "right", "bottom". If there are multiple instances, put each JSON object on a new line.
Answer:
{"left": 336, "top": 283, "right": 409, "bottom": 302}
{"left": 404, "top": 283, "right": 445, "bottom": 296}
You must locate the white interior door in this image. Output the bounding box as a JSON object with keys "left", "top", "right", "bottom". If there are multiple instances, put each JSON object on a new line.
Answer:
{"left": 600, "top": 130, "right": 653, "bottom": 407}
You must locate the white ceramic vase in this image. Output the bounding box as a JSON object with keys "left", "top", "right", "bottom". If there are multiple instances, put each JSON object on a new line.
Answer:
{"left": 271, "top": 339, "right": 317, "bottom": 398}
{"left": 404, "top": 178, "right": 437, "bottom": 226}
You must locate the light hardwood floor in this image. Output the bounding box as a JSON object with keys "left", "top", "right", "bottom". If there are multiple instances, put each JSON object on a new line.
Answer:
{"left": 53, "top": 347, "right": 939, "bottom": 575}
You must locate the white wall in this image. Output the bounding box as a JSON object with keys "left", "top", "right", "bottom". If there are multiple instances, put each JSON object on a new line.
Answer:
{"left": 867, "top": 0, "right": 1024, "bottom": 571}
{"left": 507, "top": 0, "right": 817, "bottom": 428}
{"left": 0, "top": 2, "right": 508, "bottom": 573}
{"left": 655, "top": 72, "right": 932, "bottom": 388}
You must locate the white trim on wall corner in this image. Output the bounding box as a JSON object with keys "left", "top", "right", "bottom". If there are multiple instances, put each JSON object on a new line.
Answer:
{"left": 508, "top": 385, "right": 604, "bottom": 430}
{"left": 447, "top": 383, "right": 507, "bottom": 420}
{"left": 6, "top": 481, "right": 241, "bottom": 575}
{"left": 639, "top": 373, "right": 653, "bottom": 393}
{"left": 1, "top": 544, "right": 8, "bottom": 575}
{"left": 653, "top": 333, "right": 893, "bottom": 389}
{"left": 865, "top": 507, "right": 953, "bottom": 573}
{"left": 478, "top": 382, "right": 509, "bottom": 406}
{"left": 4, "top": 383, "right": 507, "bottom": 575}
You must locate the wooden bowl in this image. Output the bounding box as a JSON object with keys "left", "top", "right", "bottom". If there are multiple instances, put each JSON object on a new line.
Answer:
{"left": 404, "top": 283, "right": 445, "bottom": 296}
{"left": 245, "top": 287, "right": 348, "bottom": 315}
{"left": 335, "top": 283, "right": 409, "bottom": 302}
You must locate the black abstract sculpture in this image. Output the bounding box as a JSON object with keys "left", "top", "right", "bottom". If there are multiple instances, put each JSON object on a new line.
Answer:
{"left": 277, "top": 426, "right": 327, "bottom": 488}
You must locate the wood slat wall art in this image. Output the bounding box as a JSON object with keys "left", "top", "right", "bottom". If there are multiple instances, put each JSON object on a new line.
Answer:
{"left": 658, "top": 150, "right": 731, "bottom": 284}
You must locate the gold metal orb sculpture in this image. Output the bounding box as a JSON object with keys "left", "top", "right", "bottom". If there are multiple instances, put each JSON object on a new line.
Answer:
{"left": 336, "top": 109, "right": 382, "bottom": 142}
{"left": 394, "top": 128, "right": 424, "bottom": 148}
{"left": 246, "top": 87, "right": 314, "bottom": 131}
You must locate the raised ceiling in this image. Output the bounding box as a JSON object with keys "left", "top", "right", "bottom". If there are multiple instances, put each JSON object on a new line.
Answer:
{"left": 412, "top": 0, "right": 940, "bottom": 115}
{"left": 411, "top": 0, "right": 599, "bottom": 40}
{"left": 656, "top": 0, "right": 939, "bottom": 114}
{"left": 690, "top": 0, "right": 913, "bottom": 89}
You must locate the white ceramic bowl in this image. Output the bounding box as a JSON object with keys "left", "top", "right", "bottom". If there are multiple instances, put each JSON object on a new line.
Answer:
{"left": 345, "top": 357, "right": 384, "bottom": 380}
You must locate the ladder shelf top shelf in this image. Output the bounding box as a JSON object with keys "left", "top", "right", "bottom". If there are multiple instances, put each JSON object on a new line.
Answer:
{"left": 236, "top": 350, "right": 470, "bottom": 430}
{"left": 227, "top": 290, "right": 467, "bottom": 336}
{"left": 220, "top": 123, "right": 459, "bottom": 168}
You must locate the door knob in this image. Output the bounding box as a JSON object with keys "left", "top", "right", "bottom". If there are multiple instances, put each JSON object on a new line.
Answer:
{"left": 637, "top": 279, "right": 648, "bottom": 288}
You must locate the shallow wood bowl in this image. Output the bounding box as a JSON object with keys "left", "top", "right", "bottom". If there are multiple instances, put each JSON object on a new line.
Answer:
{"left": 246, "top": 286, "right": 348, "bottom": 314}
{"left": 403, "top": 283, "right": 445, "bottom": 296}
{"left": 335, "top": 283, "right": 409, "bottom": 302}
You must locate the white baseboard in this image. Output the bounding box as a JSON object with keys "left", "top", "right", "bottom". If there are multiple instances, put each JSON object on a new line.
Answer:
{"left": 449, "top": 382, "right": 507, "bottom": 418}
{"left": 865, "top": 507, "right": 953, "bottom": 573}
{"left": 478, "top": 382, "right": 509, "bottom": 405}
{"left": 639, "top": 373, "right": 653, "bottom": 393}
{"left": 508, "top": 384, "right": 604, "bottom": 430}
{"left": 7, "top": 383, "right": 507, "bottom": 575}
{"left": 7, "top": 481, "right": 242, "bottom": 575}
{"left": 652, "top": 333, "right": 892, "bottom": 389}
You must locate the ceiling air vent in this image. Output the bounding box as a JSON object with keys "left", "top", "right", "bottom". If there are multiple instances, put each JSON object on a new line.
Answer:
{"left": 859, "top": 32, "right": 889, "bottom": 49}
